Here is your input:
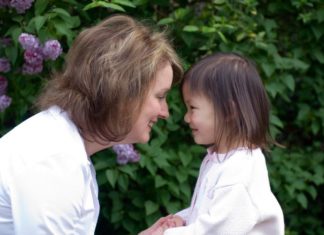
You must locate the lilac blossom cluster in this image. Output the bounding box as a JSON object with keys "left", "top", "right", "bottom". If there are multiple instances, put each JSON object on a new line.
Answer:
{"left": 0, "top": 76, "right": 11, "bottom": 112}
{"left": 112, "top": 144, "right": 140, "bottom": 165}
{"left": 0, "top": 37, "right": 12, "bottom": 47}
{"left": 0, "top": 0, "right": 34, "bottom": 14}
{"left": 0, "top": 58, "right": 10, "bottom": 73}
{"left": 18, "top": 33, "right": 62, "bottom": 75}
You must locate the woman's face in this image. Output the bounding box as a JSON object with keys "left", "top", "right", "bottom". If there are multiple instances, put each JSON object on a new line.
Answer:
{"left": 125, "top": 62, "right": 173, "bottom": 143}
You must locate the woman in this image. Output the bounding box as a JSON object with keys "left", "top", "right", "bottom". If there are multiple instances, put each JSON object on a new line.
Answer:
{"left": 0, "top": 15, "right": 182, "bottom": 235}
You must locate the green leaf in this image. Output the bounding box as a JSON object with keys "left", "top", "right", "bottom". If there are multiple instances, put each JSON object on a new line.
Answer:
{"left": 313, "top": 50, "right": 324, "bottom": 64}
{"left": 157, "top": 17, "right": 174, "bottom": 25}
{"left": 159, "top": 190, "right": 171, "bottom": 207}
{"left": 154, "top": 175, "right": 167, "bottom": 188}
{"left": 145, "top": 200, "right": 159, "bottom": 215}
{"left": 6, "top": 27, "right": 22, "bottom": 45}
{"left": 311, "top": 121, "right": 320, "bottom": 135}
{"left": 174, "top": 7, "right": 191, "bottom": 20}
{"left": 96, "top": 172, "right": 108, "bottom": 186}
{"left": 202, "top": 26, "right": 216, "bottom": 34}
{"left": 183, "top": 25, "right": 199, "bottom": 32}
{"left": 311, "top": 25, "right": 323, "bottom": 40}
{"left": 213, "top": 0, "right": 225, "bottom": 4}
{"left": 217, "top": 31, "right": 228, "bottom": 43}
{"left": 296, "top": 104, "right": 310, "bottom": 121}
{"left": 84, "top": 1, "right": 125, "bottom": 12}
{"left": 34, "top": 0, "right": 49, "bottom": 15}
{"left": 122, "top": 219, "right": 137, "bottom": 232}
{"left": 282, "top": 74, "right": 295, "bottom": 91}
{"left": 5, "top": 46, "right": 18, "bottom": 64}
{"left": 179, "top": 183, "right": 191, "bottom": 200}
{"left": 153, "top": 153, "right": 170, "bottom": 168}
{"left": 316, "top": 8, "right": 324, "bottom": 22}
{"left": 165, "top": 201, "right": 181, "bottom": 214}
{"left": 292, "top": 58, "right": 309, "bottom": 71}
{"left": 51, "top": 8, "right": 71, "bottom": 18}
{"left": 270, "top": 114, "right": 284, "bottom": 128}
{"left": 307, "top": 185, "right": 317, "bottom": 200}
{"left": 112, "top": 0, "right": 136, "bottom": 8}
{"left": 132, "top": 196, "right": 144, "bottom": 208}
{"left": 106, "top": 169, "right": 119, "bottom": 188}
{"left": 179, "top": 151, "right": 192, "bottom": 167}
{"left": 111, "top": 210, "right": 123, "bottom": 223}
{"left": 168, "top": 182, "right": 180, "bottom": 197}
{"left": 261, "top": 63, "right": 275, "bottom": 77}
{"left": 34, "top": 16, "right": 47, "bottom": 33}
{"left": 117, "top": 174, "right": 129, "bottom": 191}
{"left": 175, "top": 169, "right": 188, "bottom": 183}
{"left": 297, "top": 193, "right": 308, "bottom": 209}
{"left": 119, "top": 165, "right": 136, "bottom": 179}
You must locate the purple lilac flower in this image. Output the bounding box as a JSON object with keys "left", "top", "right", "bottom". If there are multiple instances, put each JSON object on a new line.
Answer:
{"left": 10, "top": 0, "right": 34, "bottom": 14}
{"left": 0, "top": 0, "right": 10, "bottom": 7}
{"left": 0, "top": 37, "right": 12, "bottom": 47}
{"left": 42, "top": 40, "right": 62, "bottom": 60}
{"left": 116, "top": 154, "right": 129, "bottom": 165}
{"left": 0, "top": 75, "right": 8, "bottom": 95}
{"left": 112, "top": 144, "right": 140, "bottom": 165}
{"left": 18, "top": 33, "right": 40, "bottom": 50}
{"left": 0, "top": 58, "right": 10, "bottom": 73}
{"left": 24, "top": 49, "right": 43, "bottom": 65}
{"left": 22, "top": 62, "right": 43, "bottom": 74}
{"left": 0, "top": 94, "right": 11, "bottom": 112}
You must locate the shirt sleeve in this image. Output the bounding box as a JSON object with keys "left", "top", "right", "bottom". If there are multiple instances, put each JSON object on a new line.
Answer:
{"left": 10, "top": 156, "right": 88, "bottom": 235}
{"left": 164, "top": 184, "right": 259, "bottom": 235}
{"left": 175, "top": 207, "right": 191, "bottom": 223}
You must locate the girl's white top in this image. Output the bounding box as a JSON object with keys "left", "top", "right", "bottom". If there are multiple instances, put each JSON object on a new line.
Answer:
{"left": 165, "top": 148, "right": 284, "bottom": 235}
{"left": 0, "top": 106, "right": 99, "bottom": 235}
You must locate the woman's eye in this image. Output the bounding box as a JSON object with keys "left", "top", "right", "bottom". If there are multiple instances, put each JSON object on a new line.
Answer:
{"left": 157, "top": 94, "right": 166, "bottom": 100}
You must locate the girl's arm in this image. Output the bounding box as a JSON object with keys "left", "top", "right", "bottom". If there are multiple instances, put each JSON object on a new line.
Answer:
{"left": 164, "top": 184, "right": 258, "bottom": 235}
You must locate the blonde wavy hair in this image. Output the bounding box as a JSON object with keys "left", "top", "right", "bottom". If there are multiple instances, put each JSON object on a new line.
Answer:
{"left": 37, "top": 14, "right": 183, "bottom": 142}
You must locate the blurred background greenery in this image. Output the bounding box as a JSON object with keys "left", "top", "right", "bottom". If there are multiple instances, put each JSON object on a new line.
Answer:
{"left": 0, "top": 0, "right": 323, "bottom": 234}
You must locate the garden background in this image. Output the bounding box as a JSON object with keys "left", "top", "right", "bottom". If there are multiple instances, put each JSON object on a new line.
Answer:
{"left": 0, "top": 0, "right": 323, "bottom": 234}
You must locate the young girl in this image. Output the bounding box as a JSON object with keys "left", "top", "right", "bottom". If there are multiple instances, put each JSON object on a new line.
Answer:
{"left": 162, "top": 52, "right": 285, "bottom": 234}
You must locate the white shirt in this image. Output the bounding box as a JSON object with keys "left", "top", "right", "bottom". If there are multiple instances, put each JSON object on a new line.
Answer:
{"left": 165, "top": 148, "right": 284, "bottom": 235}
{"left": 0, "top": 106, "right": 99, "bottom": 235}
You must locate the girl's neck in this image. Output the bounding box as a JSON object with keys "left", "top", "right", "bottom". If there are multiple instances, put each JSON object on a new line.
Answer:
{"left": 208, "top": 140, "right": 254, "bottom": 154}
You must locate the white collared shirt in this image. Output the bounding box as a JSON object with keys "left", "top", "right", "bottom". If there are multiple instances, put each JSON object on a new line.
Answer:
{"left": 0, "top": 106, "right": 99, "bottom": 235}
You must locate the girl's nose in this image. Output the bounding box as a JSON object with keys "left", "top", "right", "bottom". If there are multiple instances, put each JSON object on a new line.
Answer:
{"left": 184, "top": 112, "right": 190, "bottom": 123}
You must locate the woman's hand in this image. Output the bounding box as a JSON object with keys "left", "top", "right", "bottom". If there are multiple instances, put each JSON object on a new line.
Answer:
{"left": 138, "top": 215, "right": 185, "bottom": 235}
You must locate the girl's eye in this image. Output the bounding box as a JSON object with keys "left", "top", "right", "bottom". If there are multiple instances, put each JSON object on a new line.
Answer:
{"left": 190, "top": 105, "right": 196, "bottom": 109}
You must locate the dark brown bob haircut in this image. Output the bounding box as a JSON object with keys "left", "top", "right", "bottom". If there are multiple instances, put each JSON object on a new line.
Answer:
{"left": 184, "top": 52, "right": 272, "bottom": 152}
{"left": 37, "top": 15, "right": 183, "bottom": 143}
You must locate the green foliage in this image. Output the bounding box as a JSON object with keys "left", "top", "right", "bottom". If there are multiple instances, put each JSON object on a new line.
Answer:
{"left": 1, "top": 0, "right": 323, "bottom": 234}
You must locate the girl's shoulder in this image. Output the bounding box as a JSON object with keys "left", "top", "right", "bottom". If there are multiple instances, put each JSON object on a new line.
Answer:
{"left": 210, "top": 148, "right": 266, "bottom": 188}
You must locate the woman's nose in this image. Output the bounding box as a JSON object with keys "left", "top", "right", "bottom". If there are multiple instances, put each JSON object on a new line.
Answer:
{"left": 159, "top": 101, "right": 169, "bottom": 119}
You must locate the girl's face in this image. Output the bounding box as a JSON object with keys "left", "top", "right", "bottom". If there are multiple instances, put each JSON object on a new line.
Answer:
{"left": 182, "top": 83, "right": 216, "bottom": 146}
{"left": 125, "top": 62, "right": 173, "bottom": 143}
